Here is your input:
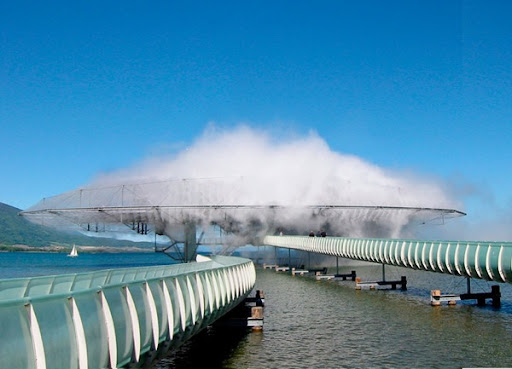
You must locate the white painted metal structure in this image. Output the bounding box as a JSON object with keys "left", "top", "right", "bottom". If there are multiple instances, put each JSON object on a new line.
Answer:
{"left": 20, "top": 179, "right": 465, "bottom": 250}
{"left": 0, "top": 255, "right": 256, "bottom": 369}
{"left": 264, "top": 235, "right": 512, "bottom": 283}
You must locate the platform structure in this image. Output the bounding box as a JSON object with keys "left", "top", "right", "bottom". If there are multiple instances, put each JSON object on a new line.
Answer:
{"left": 20, "top": 178, "right": 466, "bottom": 263}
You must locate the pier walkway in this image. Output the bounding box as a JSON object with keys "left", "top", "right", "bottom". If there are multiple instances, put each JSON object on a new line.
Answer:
{"left": 264, "top": 235, "right": 512, "bottom": 283}
{"left": 0, "top": 255, "right": 255, "bottom": 369}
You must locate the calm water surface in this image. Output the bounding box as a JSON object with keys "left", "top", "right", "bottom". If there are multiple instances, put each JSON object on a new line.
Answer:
{"left": 0, "top": 251, "right": 174, "bottom": 279}
{"left": 160, "top": 266, "right": 512, "bottom": 369}
{"left": 2, "top": 253, "right": 512, "bottom": 368}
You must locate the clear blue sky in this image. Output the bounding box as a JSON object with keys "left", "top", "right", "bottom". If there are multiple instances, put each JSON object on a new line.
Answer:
{"left": 1, "top": 1, "right": 511, "bottom": 232}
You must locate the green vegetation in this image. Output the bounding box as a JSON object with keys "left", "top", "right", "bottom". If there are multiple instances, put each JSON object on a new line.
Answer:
{"left": 0, "top": 202, "right": 154, "bottom": 249}
{"left": 0, "top": 244, "right": 26, "bottom": 252}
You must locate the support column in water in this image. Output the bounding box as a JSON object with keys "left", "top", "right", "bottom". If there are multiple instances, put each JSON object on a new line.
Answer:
{"left": 184, "top": 222, "right": 198, "bottom": 262}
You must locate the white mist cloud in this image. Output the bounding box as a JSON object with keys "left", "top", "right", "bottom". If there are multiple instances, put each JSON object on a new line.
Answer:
{"left": 85, "top": 125, "right": 460, "bottom": 240}
{"left": 94, "top": 125, "right": 457, "bottom": 207}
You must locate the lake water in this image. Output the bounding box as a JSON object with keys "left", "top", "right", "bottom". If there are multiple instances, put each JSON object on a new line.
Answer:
{"left": 0, "top": 251, "right": 175, "bottom": 279}
{"left": 2, "top": 252, "right": 512, "bottom": 368}
{"left": 159, "top": 265, "right": 512, "bottom": 369}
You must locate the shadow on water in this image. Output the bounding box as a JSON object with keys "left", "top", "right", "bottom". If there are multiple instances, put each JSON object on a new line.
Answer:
{"left": 153, "top": 326, "right": 255, "bottom": 369}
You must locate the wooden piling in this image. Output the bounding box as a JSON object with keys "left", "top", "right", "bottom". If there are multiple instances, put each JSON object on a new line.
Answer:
{"left": 431, "top": 290, "right": 442, "bottom": 306}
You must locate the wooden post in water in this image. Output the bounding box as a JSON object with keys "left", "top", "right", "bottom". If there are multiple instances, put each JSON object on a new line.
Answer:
{"left": 492, "top": 285, "right": 501, "bottom": 308}
{"left": 251, "top": 307, "right": 263, "bottom": 331}
{"left": 431, "top": 290, "right": 442, "bottom": 306}
{"left": 400, "top": 276, "right": 407, "bottom": 291}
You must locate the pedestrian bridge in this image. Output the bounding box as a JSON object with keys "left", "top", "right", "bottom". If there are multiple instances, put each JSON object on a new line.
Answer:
{"left": 0, "top": 255, "right": 255, "bottom": 369}
{"left": 264, "top": 235, "right": 512, "bottom": 283}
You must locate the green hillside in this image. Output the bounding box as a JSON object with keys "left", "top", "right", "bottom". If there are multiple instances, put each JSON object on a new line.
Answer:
{"left": 0, "top": 202, "right": 154, "bottom": 249}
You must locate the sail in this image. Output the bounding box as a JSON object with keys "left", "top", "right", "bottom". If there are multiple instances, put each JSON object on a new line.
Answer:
{"left": 68, "top": 244, "right": 78, "bottom": 257}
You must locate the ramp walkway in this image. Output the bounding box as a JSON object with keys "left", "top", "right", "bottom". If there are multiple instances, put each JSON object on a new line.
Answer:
{"left": 0, "top": 255, "right": 255, "bottom": 369}
{"left": 264, "top": 235, "right": 512, "bottom": 283}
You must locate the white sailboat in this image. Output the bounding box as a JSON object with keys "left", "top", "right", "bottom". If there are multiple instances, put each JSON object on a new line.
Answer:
{"left": 68, "top": 244, "right": 78, "bottom": 257}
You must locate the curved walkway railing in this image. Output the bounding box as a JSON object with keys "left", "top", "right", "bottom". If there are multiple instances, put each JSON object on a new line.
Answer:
{"left": 264, "top": 235, "right": 512, "bottom": 283}
{"left": 0, "top": 255, "right": 256, "bottom": 369}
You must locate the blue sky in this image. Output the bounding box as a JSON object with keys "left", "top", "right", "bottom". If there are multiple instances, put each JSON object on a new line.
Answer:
{"left": 1, "top": 1, "right": 511, "bottom": 237}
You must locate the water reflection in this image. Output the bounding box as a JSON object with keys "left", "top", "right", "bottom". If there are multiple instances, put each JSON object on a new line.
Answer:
{"left": 155, "top": 326, "right": 253, "bottom": 368}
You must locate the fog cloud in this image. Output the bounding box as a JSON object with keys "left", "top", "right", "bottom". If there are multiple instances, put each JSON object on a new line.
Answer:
{"left": 85, "top": 125, "right": 461, "bottom": 241}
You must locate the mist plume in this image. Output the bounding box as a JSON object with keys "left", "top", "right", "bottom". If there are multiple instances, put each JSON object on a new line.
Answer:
{"left": 84, "top": 125, "right": 460, "bottom": 241}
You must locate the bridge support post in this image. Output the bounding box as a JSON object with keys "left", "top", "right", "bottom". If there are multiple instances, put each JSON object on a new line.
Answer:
{"left": 184, "top": 222, "right": 198, "bottom": 262}
{"left": 288, "top": 248, "right": 292, "bottom": 274}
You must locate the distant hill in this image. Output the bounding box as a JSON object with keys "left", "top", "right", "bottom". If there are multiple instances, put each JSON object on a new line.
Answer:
{"left": 0, "top": 202, "right": 154, "bottom": 249}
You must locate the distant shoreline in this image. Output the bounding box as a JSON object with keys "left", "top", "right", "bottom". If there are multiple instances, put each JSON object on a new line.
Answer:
{"left": 0, "top": 244, "right": 154, "bottom": 253}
